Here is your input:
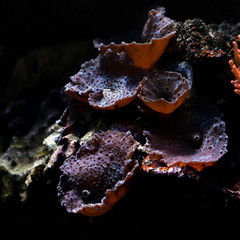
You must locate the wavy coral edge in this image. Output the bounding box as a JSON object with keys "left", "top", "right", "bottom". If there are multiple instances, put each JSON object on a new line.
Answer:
{"left": 98, "top": 32, "right": 176, "bottom": 69}
{"left": 72, "top": 160, "right": 139, "bottom": 217}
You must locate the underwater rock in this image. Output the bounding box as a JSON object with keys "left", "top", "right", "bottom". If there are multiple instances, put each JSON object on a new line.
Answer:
{"left": 57, "top": 130, "right": 139, "bottom": 216}
{"left": 0, "top": 89, "right": 67, "bottom": 202}
{"left": 0, "top": 122, "right": 60, "bottom": 202}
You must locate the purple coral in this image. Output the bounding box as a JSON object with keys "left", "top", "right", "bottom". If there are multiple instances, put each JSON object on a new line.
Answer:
{"left": 65, "top": 50, "right": 145, "bottom": 110}
{"left": 57, "top": 130, "right": 139, "bottom": 216}
{"left": 141, "top": 97, "right": 228, "bottom": 175}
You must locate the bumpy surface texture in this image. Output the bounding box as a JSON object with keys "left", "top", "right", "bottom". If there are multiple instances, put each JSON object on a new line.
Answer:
{"left": 57, "top": 130, "right": 139, "bottom": 216}
{"left": 141, "top": 7, "right": 175, "bottom": 41}
{"left": 141, "top": 97, "right": 228, "bottom": 174}
{"left": 65, "top": 50, "right": 145, "bottom": 110}
{"left": 138, "top": 70, "right": 192, "bottom": 113}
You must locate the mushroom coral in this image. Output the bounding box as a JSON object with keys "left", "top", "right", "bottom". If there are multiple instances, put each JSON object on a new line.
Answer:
{"left": 138, "top": 70, "right": 192, "bottom": 114}
{"left": 95, "top": 7, "right": 175, "bottom": 69}
{"left": 65, "top": 50, "right": 145, "bottom": 110}
{"left": 229, "top": 35, "right": 240, "bottom": 95}
{"left": 141, "top": 97, "right": 228, "bottom": 175}
{"left": 57, "top": 130, "right": 140, "bottom": 216}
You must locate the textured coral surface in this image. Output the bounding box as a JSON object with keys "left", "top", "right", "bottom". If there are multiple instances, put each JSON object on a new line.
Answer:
{"left": 141, "top": 7, "right": 175, "bottom": 41}
{"left": 65, "top": 50, "right": 145, "bottom": 109}
{"left": 141, "top": 97, "right": 228, "bottom": 174}
{"left": 58, "top": 130, "right": 139, "bottom": 216}
{"left": 138, "top": 70, "right": 192, "bottom": 113}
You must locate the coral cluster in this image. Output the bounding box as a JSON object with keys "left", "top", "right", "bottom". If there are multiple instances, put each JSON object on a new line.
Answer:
{"left": 229, "top": 35, "right": 240, "bottom": 95}
{"left": 48, "top": 7, "right": 229, "bottom": 217}
{"left": 3, "top": 4, "right": 240, "bottom": 233}
{"left": 66, "top": 50, "right": 192, "bottom": 113}
{"left": 66, "top": 8, "right": 191, "bottom": 114}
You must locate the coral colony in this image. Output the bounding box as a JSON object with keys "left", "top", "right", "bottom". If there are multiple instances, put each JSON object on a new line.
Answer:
{"left": 47, "top": 7, "right": 230, "bottom": 216}
{"left": 229, "top": 35, "right": 240, "bottom": 95}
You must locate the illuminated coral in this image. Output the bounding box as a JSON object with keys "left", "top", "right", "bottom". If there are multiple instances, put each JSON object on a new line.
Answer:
{"left": 65, "top": 50, "right": 145, "bottom": 110}
{"left": 229, "top": 35, "right": 240, "bottom": 95}
{"left": 138, "top": 70, "right": 192, "bottom": 114}
{"left": 141, "top": 97, "right": 228, "bottom": 175}
{"left": 57, "top": 130, "right": 139, "bottom": 216}
{"left": 95, "top": 7, "right": 175, "bottom": 69}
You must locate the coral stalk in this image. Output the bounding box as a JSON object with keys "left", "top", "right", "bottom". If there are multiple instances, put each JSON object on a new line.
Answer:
{"left": 229, "top": 35, "right": 240, "bottom": 95}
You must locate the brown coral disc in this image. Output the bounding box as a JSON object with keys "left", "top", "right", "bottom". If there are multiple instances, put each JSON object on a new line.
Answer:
{"left": 141, "top": 97, "right": 228, "bottom": 175}
{"left": 137, "top": 70, "right": 192, "bottom": 114}
{"left": 57, "top": 130, "right": 140, "bottom": 216}
{"left": 65, "top": 50, "right": 145, "bottom": 110}
{"left": 96, "top": 7, "right": 175, "bottom": 69}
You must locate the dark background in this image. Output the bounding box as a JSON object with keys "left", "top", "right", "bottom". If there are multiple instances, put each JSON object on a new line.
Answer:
{"left": 1, "top": 0, "right": 240, "bottom": 239}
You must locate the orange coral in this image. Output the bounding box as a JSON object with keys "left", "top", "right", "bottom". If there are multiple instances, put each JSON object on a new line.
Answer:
{"left": 96, "top": 8, "right": 175, "bottom": 69}
{"left": 229, "top": 35, "right": 240, "bottom": 95}
{"left": 138, "top": 70, "right": 192, "bottom": 114}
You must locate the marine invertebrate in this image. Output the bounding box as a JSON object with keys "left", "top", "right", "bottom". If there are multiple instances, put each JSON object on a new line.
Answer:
{"left": 57, "top": 130, "right": 139, "bottom": 216}
{"left": 229, "top": 35, "right": 240, "bottom": 95}
{"left": 65, "top": 50, "right": 145, "bottom": 110}
{"left": 95, "top": 7, "right": 175, "bottom": 69}
{"left": 141, "top": 97, "right": 228, "bottom": 175}
{"left": 138, "top": 70, "right": 192, "bottom": 114}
